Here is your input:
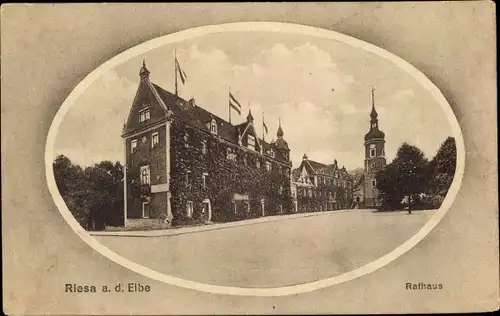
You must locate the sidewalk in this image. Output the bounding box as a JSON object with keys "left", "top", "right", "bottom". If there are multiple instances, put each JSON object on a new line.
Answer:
{"left": 90, "top": 210, "right": 350, "bottom": 238}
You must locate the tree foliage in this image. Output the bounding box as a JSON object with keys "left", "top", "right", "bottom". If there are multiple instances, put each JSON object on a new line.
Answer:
{"left": 376, "top": 138, "right": 456, "bottom": 211}
{"left": 53, "top": 155, "right": 124, "bottom": 230}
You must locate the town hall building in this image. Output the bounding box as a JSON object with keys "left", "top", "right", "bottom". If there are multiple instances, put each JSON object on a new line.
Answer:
{"left": 121, "top": 62, "right": 293, "bottom": 227}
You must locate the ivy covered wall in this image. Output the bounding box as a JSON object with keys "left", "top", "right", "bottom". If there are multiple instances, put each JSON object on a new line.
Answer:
{"left": 169, "top": 118, "right": 293, "bottom": 226}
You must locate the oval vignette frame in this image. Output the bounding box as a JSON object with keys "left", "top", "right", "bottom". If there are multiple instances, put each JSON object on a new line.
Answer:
{"left": 45, "top": 22, "right": 466, "bottom": 297}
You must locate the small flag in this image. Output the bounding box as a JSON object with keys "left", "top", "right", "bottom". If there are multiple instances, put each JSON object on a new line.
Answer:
{"left": 229, "top": 92, "right": 242, "bottom": 115}
{"left": 175, "top": 58, "right": 187, "bottom": 84}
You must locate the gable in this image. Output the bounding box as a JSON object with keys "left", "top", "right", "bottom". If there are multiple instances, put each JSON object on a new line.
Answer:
{"left": 123, "top": 80, "right": 167, "bottom": 135}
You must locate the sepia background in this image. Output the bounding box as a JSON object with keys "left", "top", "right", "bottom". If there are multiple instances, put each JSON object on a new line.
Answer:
{"left": 2, "top": 3, "right": 498, "bottom": 314}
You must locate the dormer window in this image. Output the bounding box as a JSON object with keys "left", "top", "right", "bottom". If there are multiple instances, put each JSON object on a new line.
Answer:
{"left": 247, "top": 134, "right": 255, "bottom": 150}
{"left": 210, "top": 119, "right": 217, "bottom": 134}
{"left": 269, "top": 149, "right": 275, "bottom": 158}
{"left": 139, "top": 107, "right": 150, "bottom": 123}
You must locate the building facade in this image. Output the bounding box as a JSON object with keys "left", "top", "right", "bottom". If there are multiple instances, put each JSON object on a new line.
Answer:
{"left": 121, "top": 63, "right": 293, "bottom": 227}
{"left": 291, "top": 154, "right": 354, "bottom": 212}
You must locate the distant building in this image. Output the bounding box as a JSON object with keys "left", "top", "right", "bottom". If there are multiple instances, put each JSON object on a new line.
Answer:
{"left": 121, "top": 62, "right": 292, "bottom": 227}
{"left": 292, "top": 154, "right": 354, "bottom": 212}
{"left": 353, "top": 89, "right": 387, "bottom": 208}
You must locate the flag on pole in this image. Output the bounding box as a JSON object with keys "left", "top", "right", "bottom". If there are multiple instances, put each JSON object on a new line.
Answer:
{"left": 175, "top": 58, "right": 188, "bottom": 84}
{"left": 229, "top": 92, "right": 242, "bottom": 115}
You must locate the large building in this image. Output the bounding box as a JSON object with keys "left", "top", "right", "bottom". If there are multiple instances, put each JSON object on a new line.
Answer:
{"left": 353, "top": 89, "right": 387, "bottom": 208}
{"left": 291, "top": 155, "right": 354, "bottom": 212}
{"left": 121, "top": 62, "right": 293, "bottom": 227}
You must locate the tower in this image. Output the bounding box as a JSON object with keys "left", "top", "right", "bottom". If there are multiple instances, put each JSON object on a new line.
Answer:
{"left": 274, "top": 118, "right": 290, "bottom": 161}
{"left": 363, "top": 88, "right": 386, "bottom": 207}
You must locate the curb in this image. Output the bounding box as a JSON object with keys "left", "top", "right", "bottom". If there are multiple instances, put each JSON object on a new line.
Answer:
{"left": 90, "top": 210, "right": 352, "bottom": 238}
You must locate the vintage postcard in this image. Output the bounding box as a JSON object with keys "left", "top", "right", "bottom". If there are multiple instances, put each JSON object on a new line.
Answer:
{"left": 2, "top": 3, "right": 498, "bottom": 315}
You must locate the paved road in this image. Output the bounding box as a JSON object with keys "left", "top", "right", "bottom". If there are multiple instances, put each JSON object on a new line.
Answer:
{"left": 95, "top": 210, "right": 435, "bottom": 288}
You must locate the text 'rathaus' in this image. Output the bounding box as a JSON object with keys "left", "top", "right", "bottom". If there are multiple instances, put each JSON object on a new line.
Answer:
{"left": 121, "top": 62, "right": 385, "bottom": 228}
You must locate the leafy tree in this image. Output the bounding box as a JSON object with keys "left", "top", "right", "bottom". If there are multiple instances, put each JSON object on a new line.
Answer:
{"left": 376, "top": 143, "right": 428, "bottom": 211}
{"left": 348, "top": 167, "right": 364, "bottom": 185}
{"left": 428, "top": 137, "right": 456, "bottom": 207}
{"left": 53, "top": 155, "right": 124, "bottom": 230}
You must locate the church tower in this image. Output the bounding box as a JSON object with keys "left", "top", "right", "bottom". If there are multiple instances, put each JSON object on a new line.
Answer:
{"left": 363, "top": 88, "right": 386, "bottom": 207}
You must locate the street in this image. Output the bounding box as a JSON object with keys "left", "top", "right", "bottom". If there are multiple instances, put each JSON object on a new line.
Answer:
{"left": 95, "top": 210, "right": 435, "bottom": 288}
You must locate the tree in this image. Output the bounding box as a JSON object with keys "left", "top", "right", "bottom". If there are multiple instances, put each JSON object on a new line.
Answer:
{"left": 376, "top": 143, "right": 428, "bottom": 212}
{"left": 428, "top": 137, "right": 456, "bottom": 207}
{"left": 53, "top": 155, "right": 124, "bottom": 230}
{"left": 348, "top": 167, "right": 364, "bottom": 185}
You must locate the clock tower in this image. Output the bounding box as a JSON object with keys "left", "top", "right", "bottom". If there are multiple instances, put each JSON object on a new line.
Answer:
{"left": 363, "top": 88, "right": 386, "bottom": 207}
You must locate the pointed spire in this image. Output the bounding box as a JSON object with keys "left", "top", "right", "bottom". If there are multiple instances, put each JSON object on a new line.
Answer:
{"left": 277, "top": 117, "right": 284, "bottom": 138}
{"left": 139, "top": 58, "right": 150, "bottom": 80}
{"left": 247, "top": 109, "right": 254, "bottom": 122}
{"left": 370, "top": 87, "right": 378, "bottom": 119}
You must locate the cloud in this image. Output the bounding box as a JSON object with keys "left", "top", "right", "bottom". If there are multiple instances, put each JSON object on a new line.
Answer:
{"left": 54, "top": 70, "right": 136, "bottom": 167}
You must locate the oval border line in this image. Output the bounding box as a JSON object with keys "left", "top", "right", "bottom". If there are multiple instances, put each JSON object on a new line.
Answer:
{"left": 45, "top": 22, "right": 466, "bottom": 297}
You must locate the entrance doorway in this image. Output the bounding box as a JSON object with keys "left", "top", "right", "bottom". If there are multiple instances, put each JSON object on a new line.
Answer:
{"left": 201, "top": 199, "right": 212, "bottom": 222}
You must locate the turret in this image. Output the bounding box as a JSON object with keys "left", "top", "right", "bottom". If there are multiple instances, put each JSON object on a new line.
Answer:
{"left": 139, "top": 59, "right": 150, "bottom": 81}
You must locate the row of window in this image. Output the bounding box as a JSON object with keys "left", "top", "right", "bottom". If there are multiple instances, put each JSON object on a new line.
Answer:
{"left": 131, "top": 132, "right": 160, "bottom": 153}
{"left": 184, "top": 171, "right": 210, "bottom": 188}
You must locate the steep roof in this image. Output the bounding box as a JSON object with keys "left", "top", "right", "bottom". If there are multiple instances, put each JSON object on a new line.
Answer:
{"left": 124, "top": 78, "right": 289, "bottom": 164}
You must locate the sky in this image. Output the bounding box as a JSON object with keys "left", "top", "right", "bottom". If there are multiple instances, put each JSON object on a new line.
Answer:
{"left": 54, "top": 31, "right": 454, "bottom": 170}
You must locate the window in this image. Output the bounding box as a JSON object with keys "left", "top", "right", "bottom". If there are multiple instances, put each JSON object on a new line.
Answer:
{"left": 247, "top": 135, "right": 255, "bottom": 150}
{"left": 139, "top": 107, "right": 150, "bottom": 123}
{"left": 186, "top": 201, "right": 194, "bottom": 218}
{"left": 243, "top": 156, "right": 248, "bottom": 166}
{"left": 202, "top": 172, "right": 208, "bottom": 189}
{"left": 269, "top": 149, "right": 275, "bottom": 158}
{"left": 370, "top": 144, "right": 376, "bottom": 157}
{"left": 265, "top": 161, "right": 272, "bottom": 172}
{"left": 210, "top": 119, "right": 217, "bottom": 134}
{"left": 140, "top": 165, "right": 150, "bottom": 185}
{"left": 232, "top": 202, "right": 237, "bottom": 214}
{"left": 184, "top": 133, "right": 189, "bottom": 148}
{"left": 151, "top": 132, "right": 159, "bottom": 148}
{"left": 372, "top": 179, "right": 376, "bottom": 187}
{"left": 185, "top": 171, "right": 192, "bottom": 187}
{"left": 308, "top": 189, "right": 312, "bottom": 197}
{"left": 131, "top": 139, "right": 138, "bottom": 153}
{"left": 201, "top": 141, "right": 207, "bottom": 155}
{"left": 372, "top": 122, "right": 376, "bottom": 128}
{"left": 381, "top": 148, "right": 385, "bottom": 156}
{"left": 226, "top": 148, "right": 236, "bottom": 161}
{"left": 256, "top": 159, "right": 261, "bottom": 168}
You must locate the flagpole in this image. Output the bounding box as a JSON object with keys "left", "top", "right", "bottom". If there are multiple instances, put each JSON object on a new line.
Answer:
{"left": 262, "top": 111, "right": 265, "bottom": 143}
{"left": 228, "top": 85, "right": 231, "bottom": 124}
{"left": 174, "top": 50, "right": 178, "bottom": 96}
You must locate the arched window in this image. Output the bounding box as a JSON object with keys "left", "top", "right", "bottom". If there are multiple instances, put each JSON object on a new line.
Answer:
{"left": 140, "top": 165, "right": 150, "bottom": 185}
{"left": 370, "top": 144, "right": 376, "bottom": 157}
